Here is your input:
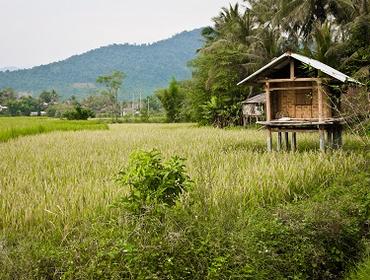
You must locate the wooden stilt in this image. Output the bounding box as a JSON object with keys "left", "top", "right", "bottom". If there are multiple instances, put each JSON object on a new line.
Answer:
{"left": 338, "top": 126, "right": 343, "bottom": 148}
{"left": 333, "top": 126, "right": 343, "bottom": 149}
{"left": 277, "top": 132, "right": 282, "bottom": 152}
{"left": 319, "top": 128, "right": 326, "bottom": 152}
{"left": 285, "top": 132, "right": 289, "bottom": 150}
{"left": 291, "top": 132, "right": 297, "bottom": 152}
{"left": 267, "top": 128, "right": 272, "bottom": 152}
{"left": 326, "top": 129, "right": 333, "bottom": 149}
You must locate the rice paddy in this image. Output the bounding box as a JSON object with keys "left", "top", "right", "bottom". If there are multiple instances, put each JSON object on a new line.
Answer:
{"left": 0, "top": 117, "right": 108, "bottom": 142}
{"left": 0, "top": 119, "right": 368, "bottom": 279}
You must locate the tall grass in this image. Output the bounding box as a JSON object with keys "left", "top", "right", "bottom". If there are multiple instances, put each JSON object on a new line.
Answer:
{"left": 0, "top": 123, "right": 368, "bottom": 279}
{"left": 0, "top": 123, "right": 366, "bottom": 233}
{"left": 0, "top": 117, "right": 108, "bottom": 142}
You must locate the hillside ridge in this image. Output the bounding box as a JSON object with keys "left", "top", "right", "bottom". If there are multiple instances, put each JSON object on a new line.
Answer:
{"left": 0, "top": 28, "right": 204, "bottom": 99}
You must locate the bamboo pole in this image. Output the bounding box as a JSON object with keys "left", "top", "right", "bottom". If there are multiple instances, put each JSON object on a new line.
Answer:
{"left": 265, "top": 82, "right": 272, "bottom": 121}
{"left": 267, "top": 128, "right": 272, "bottom": 152}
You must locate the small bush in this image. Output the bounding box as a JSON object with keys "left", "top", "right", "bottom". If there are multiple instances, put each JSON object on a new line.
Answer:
{"left": 62, "top": 104, "right": 95, "bottom": 120}
{"left": 117, "top": 149, "right": 192, "bottom": 215}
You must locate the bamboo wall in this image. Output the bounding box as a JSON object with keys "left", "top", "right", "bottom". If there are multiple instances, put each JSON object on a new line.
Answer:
{"left": 269, "top": 81, "right": 332, "bottom": 120}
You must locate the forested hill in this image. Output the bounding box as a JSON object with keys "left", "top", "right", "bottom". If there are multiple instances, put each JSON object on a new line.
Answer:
{"left": 0, "top": 28, "right": 203, "bottom": 99}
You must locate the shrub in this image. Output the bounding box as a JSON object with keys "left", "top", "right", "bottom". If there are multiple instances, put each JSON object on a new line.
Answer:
{"left": 62, "top": 104, "right": 95, "bottom": 120}
{"left": 116, "top": 149, "right": 192, "bottom": 215}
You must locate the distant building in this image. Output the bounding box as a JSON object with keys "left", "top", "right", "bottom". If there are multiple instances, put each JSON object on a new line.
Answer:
{"left": 0, "top": 105, "right": 8, "bottom": 112}
{"left": 242, "top": 93, "right": 265, "bottom": 125}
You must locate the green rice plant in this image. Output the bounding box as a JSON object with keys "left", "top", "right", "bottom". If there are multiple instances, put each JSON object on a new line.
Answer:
{"left": 0, "top": 123, "right": 368, "bottom": 279}
{"left": 0, "top": 116, "right": 108, "bottom": 142}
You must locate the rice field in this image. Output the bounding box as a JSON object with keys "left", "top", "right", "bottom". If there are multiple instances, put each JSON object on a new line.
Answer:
{"left": 0, "top": 123, "right": 367, "bottom": 232}
{"left": 0, "top": 121, "right": 368, "bottom": 279}
{"left": 0, "top": 117, "right": 108, "bottom": 142}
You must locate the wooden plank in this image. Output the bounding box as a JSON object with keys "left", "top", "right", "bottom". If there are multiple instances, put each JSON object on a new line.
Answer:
{"left": 265, "top": 82, "right": 272, "bottom": 121}
{"left": 290, "top": 60, "right": 295, "bottom": 80}
{"left": 317, "top": 80, "right": 323, "bottom": 122}
{"left": 258, "top": 78, "right": 320, "bottom": 83}
{"left": 270, "top": 86, "right": 315, "bottom": 91}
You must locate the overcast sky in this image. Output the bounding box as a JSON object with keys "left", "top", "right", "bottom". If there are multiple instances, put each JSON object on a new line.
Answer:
{"left": 0, "top": 0, "right": 239, "bottom": 69}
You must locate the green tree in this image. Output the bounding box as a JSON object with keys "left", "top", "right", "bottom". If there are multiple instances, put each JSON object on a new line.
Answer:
{"left": 96, "top": 71, "right": 125, "bottom": 119}
{"left": 0, "top": 88, "right": 16, "bottom": 105}
{"left": 156, "top": 78, "right": 185, "bottom": 122}
{"left": 7, "top": 96, "right": 40, "bottom": 116}
{"left": 38, "top": 89, "right": 59, "bottom": 105}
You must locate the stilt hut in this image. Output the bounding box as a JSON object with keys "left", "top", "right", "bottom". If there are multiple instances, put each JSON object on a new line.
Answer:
{"left": 242, "top": 93, "right": 265, "bottom": 125}
{"left": 237, "top": 52, "right": 362, "bottom": 152}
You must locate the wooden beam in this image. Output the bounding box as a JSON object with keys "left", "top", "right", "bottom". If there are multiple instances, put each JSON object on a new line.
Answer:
{"left": 258, "top": 78, "right": 320, "bottom": 83}
{"left": 317, "top": 80, "right": 323, "bottom": 122}
{"left": 270, "top": 86, "right": 315, "bottom": 92}
{"left": 290, "top": 60, "right": 295, "bottom": 80}
{"left": 291, "top": 132, "right": 297, "bottom": 151}
{"left": 265, "top": 82, "right": 272, "bottom": 121}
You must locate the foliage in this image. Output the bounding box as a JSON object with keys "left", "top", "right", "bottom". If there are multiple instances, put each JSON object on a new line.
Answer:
{"left": 156, "top": 78, "right": 185, "bottom": 122}
{"left": 6, "top": 96, "right": 40, "bottom": 116}
{"left": 39, "top": 90, "right": 59, "bottom": 105}
{"left": 62, "top": 103, "right": 95, "bottom": 120}
{"left": 346, "top": 257, "right": 370, "bottom": 280}
{"left": 117, "top": 149, "right": 191, "bottom": 215}
{"left": 96, "top": 70, "right": 125, "bottom": 119}
{"left": 186, "top": 0, "right": 369, "bottom": 126}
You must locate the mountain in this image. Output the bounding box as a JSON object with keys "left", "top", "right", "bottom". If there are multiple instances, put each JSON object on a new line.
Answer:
{"left": 0, "top": 29, "right": 204, "bottom": 99}
{"left": 0, "top": 67, "right": 19, "bottom": 72}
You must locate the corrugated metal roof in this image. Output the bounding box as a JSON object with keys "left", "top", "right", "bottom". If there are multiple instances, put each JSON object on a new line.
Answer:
{"left": 237, "top": 52, "right": 362, "bottom": 85}
{"left": 242, "top": 93, "right": 265, "bottom": 104}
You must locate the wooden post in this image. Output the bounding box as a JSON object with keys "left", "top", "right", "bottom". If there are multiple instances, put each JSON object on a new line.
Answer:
{"left": 285, "top": 132, "right": 289, "bottom": 150}
{"left": 319, "top": 128, "right": 326, "bottom": 152}
{"left": 267, "top": 128, "right": 272, "bottom": 152}
{"left": 290, "top": 60, "right": 295, "bottom": 80}
{"left": 291, "top": 132, "right": 297, "bottom": 152}
{"left": 327, "top": 128, "right": 333, "bottom": 149}
{"left": 338, "top": 126, "right": 343, "bottom": 148}
{"left": 317, "top": 80, "right": 323, "bottom": 122}
{"left": 277, "top": 131, "right": 282, "bottom": 152}
{"left": 333, "top": 125, "right": 343, "bottom": 149}
{"left": 265, "top": 82, "right": 272, "bottom": 121}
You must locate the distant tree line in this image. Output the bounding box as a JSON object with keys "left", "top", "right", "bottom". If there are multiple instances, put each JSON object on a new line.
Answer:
{"left": 0, "top": 70, "right": 163, "bottom": 120}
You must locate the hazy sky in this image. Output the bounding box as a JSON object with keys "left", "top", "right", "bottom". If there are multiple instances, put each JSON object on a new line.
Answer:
{"left": 0, "top": 0, "right": 239, "bottom": 68}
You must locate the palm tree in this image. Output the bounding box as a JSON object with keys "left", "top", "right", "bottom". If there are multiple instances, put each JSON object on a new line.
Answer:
{"left": 275, "top": 0, "right": 354, "bottom": 37}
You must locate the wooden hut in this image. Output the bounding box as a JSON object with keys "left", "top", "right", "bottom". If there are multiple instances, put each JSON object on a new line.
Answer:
{"left": 242, "top": 93, "right": 265, "bottom": 125}
{"left": 238, "top": 52, "right": 362, "bottom": 152}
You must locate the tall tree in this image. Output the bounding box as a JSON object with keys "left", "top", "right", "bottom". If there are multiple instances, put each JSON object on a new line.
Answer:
{"left": 156, "top": 78, "right": 185, "bottom": 123}
{"left": 96, "top": 71, "right": 125, "bottom": 119}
